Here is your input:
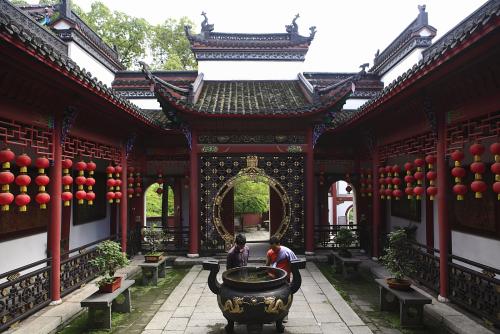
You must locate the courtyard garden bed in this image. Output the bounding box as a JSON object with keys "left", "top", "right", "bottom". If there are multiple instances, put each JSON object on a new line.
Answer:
{"left": 58, "top": 267, "right": 189, "bottom": 334}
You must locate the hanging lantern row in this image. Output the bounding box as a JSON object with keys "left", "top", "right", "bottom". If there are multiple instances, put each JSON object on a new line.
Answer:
{"left": 62, "top": 159, "right": 73, "bottom": 206}
{"left": 492, "top": 143, "right": 500, "bottom": 200}
{"left": 378, "top": 167, "right": 385, "bottom": 200}
{"left": 106, "top": 165, "right": 122, "bottom": 204}
{"left": 470, "top": 143, "right": 486, "bottom": 199}
{"left": 425, "top": 155, "right": 437, "bottom": 200}
{"left": 75, "top": 160, "right": 87, "bottom": 205}
{"left": 413, "top": 158, "right": 425, "bottom": 200}
{"left": 114, "top": 165, "right": 122, "bottom": 204}
{"left": 127, "top": 166, "right": 135, "bottom": 198}
{"left": 404, "top": 162, "right": 414, "bottom": 199}
{"left": 35, "top": 157, "right": 50, "bottom": 209}
{"left": 0, "top": 149, "right": 15, "bottom": 211}
{"left": 135, "top": 170, "right": 143, "bottom": 197}
{"left": 359, "top": 169, "right": 373, "bottom": 197}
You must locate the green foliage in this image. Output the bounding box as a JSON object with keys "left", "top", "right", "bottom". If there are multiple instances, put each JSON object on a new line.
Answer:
{"left": 143, "top": 224, "right": 165, "bottom": 254}
{"left": 380, "top": 229, "right": 415, "bottom": 280}
{"left": 146, "top": 185, "right": 174, "bottom": 217}
{"left": 89, "top": 240, "right": 129, "bottom": 286}
{"left": 234, "top": 179, "right": 269, "bottom": 214}
{"left": 151, "top": 17, "right": 197, "bottom": 70}
{"left": 335, "top": 228, "right": 356, "bottom": 250}
{"left": 9, "top": 0, "right": 29, "bottom": 5}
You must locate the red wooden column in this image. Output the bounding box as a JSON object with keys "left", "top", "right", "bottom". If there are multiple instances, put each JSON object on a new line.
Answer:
{"left": 188, "top": 130, "right": 199, "bottom": 257}
{"left": 49, "top": 115, "right": 62, "bottom": 304}
{"left": 120, "top": 146, "right": 128, "bottom": 253}
{"left": 305, "top": 127, "right": 315, "bottom": 254}
{"left": 371, "top": 150, "right": 381, "bottom": 259}
{"left": 436, "top": 112, "right": 450, "bottom": 301}
{"left": 330, "top": 184, "right": 337, "bottom": 225}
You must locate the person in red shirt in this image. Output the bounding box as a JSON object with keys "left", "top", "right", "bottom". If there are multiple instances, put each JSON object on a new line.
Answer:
{"left": 266, "top": 236, "right": 298, "bottom": 281}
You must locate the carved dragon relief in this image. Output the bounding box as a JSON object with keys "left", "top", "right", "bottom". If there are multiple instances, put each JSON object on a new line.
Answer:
{"left": 218, "top": 295, "right": 292, "bottom": 315}
{"left": 264, "top": 295, "right": 293, "bottom": 314}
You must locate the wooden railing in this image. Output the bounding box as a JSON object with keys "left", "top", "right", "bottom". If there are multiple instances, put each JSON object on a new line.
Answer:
{"left": 314, "top": 224, "right": 360, "bottom": 249}
{"left": 141, "top": 225, "right": 190, "bottom": 253}
{"left": 0, "top": 258, "right": 52, "bottom": 332}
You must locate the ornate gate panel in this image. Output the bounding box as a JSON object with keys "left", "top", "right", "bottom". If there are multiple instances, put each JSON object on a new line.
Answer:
{"left": 199, "top": 154, "right": 304, "bottom": 253}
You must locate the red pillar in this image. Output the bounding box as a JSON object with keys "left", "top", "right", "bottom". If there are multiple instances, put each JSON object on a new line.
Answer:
{"left": 425, "top": 193, "right": 434, "bottom": 252}
{"left": 436, "top": 112, "right": 449, "bottom": 301}
{"left": 372, "top": 149, "right": 381, "bottom": 258}
{"left": 49, "top": 116, "right": 62, "bottom": 304}
{"left": 305, "top": 127, "right": 315, "bottom": 254}
{"left": 188, "top": 130, "right": 199, "bottom": 257}
{"left": 331, "top": 184, "right": 337, "bottom": 225}
{"left": 120, "top": 146, "right": 128, "bottom": 253}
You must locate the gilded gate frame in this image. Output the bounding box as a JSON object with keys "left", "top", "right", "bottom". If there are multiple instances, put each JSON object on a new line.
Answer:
{"left": 212, "top": 156, "right": 292, "bottom": 248}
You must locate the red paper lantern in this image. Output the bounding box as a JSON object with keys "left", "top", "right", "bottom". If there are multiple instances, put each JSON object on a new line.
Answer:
{"left": 15, "top": 154, "right": 31, "bottom": 173}
{"left": 135, "top": 187, "right": 143, "bottom": 196}
{"left": 451, "top": 150, "right": 465, "bottom": 200}
{"left": 366, "top": 171, "right": 372, "bottom": 197}
{"left": 0, "top": 171, "right": 14, "bottom": 186}
{"left": 75, "top": 176, "right": 87, "bottom": 186}
{"left": 76, "top": 190, "right": 87, "bottom": 204}
{"left": 379, "top": 167, "right": 386, "bottom": 200}
{"left": 404, "top": 162, "right": 414, "bottom": 199}
{"left": 62, "top": 175, "right": 73, "bottom": 186}
{"left": 75, "top": 161, "right": 87, "bottom": 171}
{"left": 471, "top": 180, "right": 487, "bottom": 198}
{"left": 106, "top": 165, "right": 115, "bottom": 177}
{"left": 62, "top": 191, "right": 73, "bottom": 207}
{"left": 0, "top": 149, "right": 15, "bottom": 169}
{"left": 127, "top": 188, "right": 134, "bottom": 197}
{"left": 106, "top": 178, "right": 116, "bottom": 188}
{"left": 405, "top": 187, "right": 414, "bottom": 197}
{"left": 35, "top": 157, "right": 50, "bottom": 173}
{"left": 493, "top": 182, "right": 500, "bottom": 201}
{"left": 114, "top": 191, "right": 122, "bottom": 204}
{"left": 345, "top": 185, "right": 352, "bottom": 194}
{"left": 87, "top": 161, "right": 97, "bottom": 173}
{"left": 469, "top": 144, "right": 486, "bottom": 198}
{"left": 15, "top": 174, "right": 31, "bottom": 192}
{"left": 413, "top": 186, "right": 424, "bottom": 199}
{"left": 425, "top": 155, "right": 436, "bottom": 169}
{"left": 86, "top": 191, "right": 96, "bottom": 205}
{"left": 491, "top": 143, "right": 500, "bottom": 183}
{"left": 392, "top": 189, "right": 403, "bottom": 199}
{"left": 85, "top": 177, "right": 96, "bottom": 187}
{"left": 156, "top": 187, "right": 163, "bottom": 195}
{"left": 35, "top": 175, "right": 50, "bottom": 187}
{"left": 115, "top": 165, "right": 122, "bottom": 175}
{"left": 62, "top": 159, "right": 73, "bottom": 171}
{"left": 15, "top": 193, "right": 30, "bottom": 211}
{"left": 426, "top": 186, "right": 438, "bottom": 199}
{"left": 453, "top": 184, "right": 467, "bottom": 200}
{"left": 106, "top": 191, "right": 115, "bottom": 203}
{"left": 0, "top": 192, "right": 14, "bottom": 211}
{"left": 35, "top": 193, "right": 50, "bottom": 209}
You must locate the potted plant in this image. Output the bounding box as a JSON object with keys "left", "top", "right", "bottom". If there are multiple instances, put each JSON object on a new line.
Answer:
{"left": 335, "top": 228, "right": 356, "bottom": 257}
{"left": 89, "top": 240, "right": 129, "bottom": 293}
{"left": 380, "top": 229, "right": 415, "bottom": 290}
{"left": 143, "top": 224, "right": 165, "bottom": 263}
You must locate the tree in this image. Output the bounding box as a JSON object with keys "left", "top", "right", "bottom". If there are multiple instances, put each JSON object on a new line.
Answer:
{"left": 146, "top": 185, "right": 174, "bottom": 218}
{"left": 151, "top": 17, "right": 197, "bottom": 70}
{"left": 234, "top": 179, "right": 270, "bottom": 215}
{"left": 73, "top": 1, "right": 150, "bottom": 69}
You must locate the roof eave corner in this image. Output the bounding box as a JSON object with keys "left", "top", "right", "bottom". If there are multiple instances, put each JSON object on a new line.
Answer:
{"left": 189, "top": 72, "right": 204, "bottom": 104}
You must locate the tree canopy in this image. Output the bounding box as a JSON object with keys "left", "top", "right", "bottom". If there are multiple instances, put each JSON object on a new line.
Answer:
{"left": 146, "top": 185, "right": 174, "bottom": 218}
{"left": 10, "top": 0, "right": 197, "bottom": 70}
{"left": 234, "top": 178, "right": 270, "bottom": 215}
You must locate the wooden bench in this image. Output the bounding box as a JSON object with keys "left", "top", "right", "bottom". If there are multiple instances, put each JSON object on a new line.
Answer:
{"left": 139, "top": 256, "right": 167, "bottom": 285}
{"left": 81, "top": 279, "right": 134, "bottom": 330}
{"left": 329, "top": 251, "right": 361, "bottom": 278}
{"left": 375, "top": 278, "right": 431, "bottom": 328}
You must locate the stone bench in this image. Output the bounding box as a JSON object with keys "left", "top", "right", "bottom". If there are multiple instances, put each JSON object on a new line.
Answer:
{"left": 139, "top": 256, "right": 167, "bottom": 285}
{"left": 375, "top": 278, "right": 431, "bottom": 328}
{"left": 329, "top": 251, "right": 361, "bottom": 278}
{"left": 81, "top": 279, "right": 135, "bottom": 330}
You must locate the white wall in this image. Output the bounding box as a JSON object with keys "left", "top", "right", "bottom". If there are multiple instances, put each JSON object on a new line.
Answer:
{"left": 381, "top": 48, "right": 423, "bottom": 86}
{"left": 69, "top": 206, "right": 110, "bottom": 249}
{"left": 0, "top": 232, "right": 47, "bottom": 277}
{"left": 199, "top": 61, "right": 303, "bottom": 80}
{"left": 451, "top": 231, "right": 500, "bottom": 273}
{"left": 343, "top": 98, "right": 370, "bottom": 110}
{"left": 131, "top": 99, "right": 161, "bottom": 110}
{"left": 68, "top": 42, "right": 115, "bottom": 87}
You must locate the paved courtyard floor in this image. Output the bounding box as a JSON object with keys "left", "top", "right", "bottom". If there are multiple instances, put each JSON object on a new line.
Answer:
{"left": 142, "top": 262, "right": 372, "bottom": 334}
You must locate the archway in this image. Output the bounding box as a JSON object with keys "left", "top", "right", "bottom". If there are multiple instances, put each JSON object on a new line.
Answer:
{"left": 145, "top": 183, "right": 174, "bottom": 228}
{"left": 328, "top": 180, "right": 356, "bottom": 225}
{"left": 213, "top": 165, "right": 292, "bottom": 249}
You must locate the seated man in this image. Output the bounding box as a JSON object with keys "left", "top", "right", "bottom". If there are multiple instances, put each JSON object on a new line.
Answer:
{"left": 226, "top": 234, "right": 250, "bottom": 270}
{"left": 266, "top": 236, "right": 298, "bottom": 281}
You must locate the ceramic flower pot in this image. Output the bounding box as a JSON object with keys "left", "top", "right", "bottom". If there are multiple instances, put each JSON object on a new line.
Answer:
{"left": 386, "top": 277, "right": 412, "bottom": 291}
{"left": 99, "top": 276, "right": 122, "bottom": 293}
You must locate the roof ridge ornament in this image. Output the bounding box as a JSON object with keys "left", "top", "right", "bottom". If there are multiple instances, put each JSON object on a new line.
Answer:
{"left": 200, "top": 11, "right": 214, "bottom": 34}
{"left": 286, "top": 14, "right": 300, "bottom": 34}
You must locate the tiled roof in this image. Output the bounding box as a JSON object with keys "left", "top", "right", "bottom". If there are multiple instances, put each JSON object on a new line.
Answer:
{"left": 194, "top": 81, "right": 309, "bottom": 115}
{"left": 0, "top": 3, "right": 162, "bottom": 128}
{"left": 350, "top": 0, "right": 500, "bottom": 127}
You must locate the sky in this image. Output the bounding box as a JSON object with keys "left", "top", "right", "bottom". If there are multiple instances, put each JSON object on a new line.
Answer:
{"left": 54, "top": 0, "right": 488, "bottom": 72}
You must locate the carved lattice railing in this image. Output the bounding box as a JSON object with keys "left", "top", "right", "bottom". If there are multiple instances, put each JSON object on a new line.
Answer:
{"left": 314, "top": 224, "right": 360, "bottom": 249}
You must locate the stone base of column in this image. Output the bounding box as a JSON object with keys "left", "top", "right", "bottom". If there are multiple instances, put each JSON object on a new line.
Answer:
{"left": 371, "top": 257, "right": 379, "bottom": 261}
{"left": 187, "top": 253, "right": 200, "bottom": 258}
{"left": 50, "top": 299, "right": 62, "bottom": 306}
{"left": 305, "top": 251, "right": 315, "bottom": 256}
{"left": 438, "top": 295, "right": 449, "bottom": 303}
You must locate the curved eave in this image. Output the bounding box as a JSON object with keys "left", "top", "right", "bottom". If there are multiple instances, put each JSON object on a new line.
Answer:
{"left": 0, "top": 28, "right": 164, "bottom": 131}
{"left": 153, "top": 82, "right": 354, "bottom": 120}
{"left": 329, "top": 9, "right": 500, "bottom": 134}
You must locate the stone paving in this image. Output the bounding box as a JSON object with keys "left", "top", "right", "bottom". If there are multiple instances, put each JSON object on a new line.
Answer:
{"left": 142, "top": 262, "right": 373, "bottom": 334}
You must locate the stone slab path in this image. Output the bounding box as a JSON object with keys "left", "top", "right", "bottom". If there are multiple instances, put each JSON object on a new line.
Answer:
{"left": 142, "top": 262, "right": 372, "bottom": 334}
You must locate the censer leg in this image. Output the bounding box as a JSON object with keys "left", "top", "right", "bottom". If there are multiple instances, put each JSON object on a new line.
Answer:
{"left": 276, "top": 319, "right": 285, "bottom": 333}
{"left": 224, "top": 319, "right": 234, "bottom": 333}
